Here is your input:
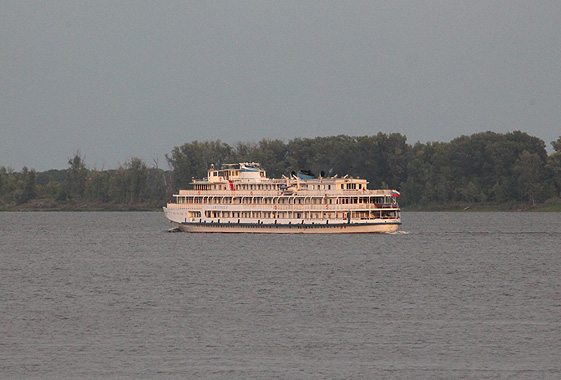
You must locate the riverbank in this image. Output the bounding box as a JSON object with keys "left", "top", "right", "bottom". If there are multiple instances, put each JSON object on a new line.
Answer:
{"left": 3, "top": 199, "right": 561, "bottom": 212}
{"left": 0, "top": 199, "right": 164, "bottom": 212}
{"left": 402, "top": 199, "right": 561, "bottom": 212}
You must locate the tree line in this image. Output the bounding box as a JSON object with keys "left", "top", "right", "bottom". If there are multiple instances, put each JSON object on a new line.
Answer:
{"left": 0, "top": 154, "right": 170, "bottom": 209}
{"left": 1, "top": 131, "right": 561, "bottom": 210}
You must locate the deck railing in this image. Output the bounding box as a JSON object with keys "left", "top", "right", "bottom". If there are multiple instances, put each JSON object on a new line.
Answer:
{"left": 178, "top": 189, "right": 396, "bottom": 197}
{"left": 167, "top": 203, "right": 398, "bottom": 211}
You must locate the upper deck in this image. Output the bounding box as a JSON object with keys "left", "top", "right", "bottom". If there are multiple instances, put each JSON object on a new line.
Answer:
{"left": 179, "top": 162, "right": 397, "bottom": 201}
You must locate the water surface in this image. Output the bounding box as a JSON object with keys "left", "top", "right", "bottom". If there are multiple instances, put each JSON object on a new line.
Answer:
{"left": 1, "top": 212, "right": 560, "bottom": 379}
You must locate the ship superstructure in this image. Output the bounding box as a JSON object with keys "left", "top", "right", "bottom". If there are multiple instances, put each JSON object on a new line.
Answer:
{"left": 164, "top": 163, "right": 401, "bottom": 233}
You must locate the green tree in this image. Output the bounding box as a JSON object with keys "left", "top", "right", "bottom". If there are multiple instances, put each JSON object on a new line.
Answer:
{"left": 143, "top": 166, "right": 169, "bottom": 206}
{"left": 86, "top": 170, "right": 111, "bottom": 203}
{"left": 514, "top": 150, "right": 547, "bottom": 205}
{"left": 66, "top": 151, "right": 88, "bottom": 200}
{"left": 0, "top": 167, "right": 5, "bottom": 200}
{"left": 14, "top": 167, "right": 37, "bottom": 205}
{"left": 109, "top": 167, "right": 129, "bottom": 204}
{"left": 546, "top": 136, "right": 561, "bottom": 197}
{"left": 126, "top": 157, "right": 148, "bottom": 203}
{"left": 249, "top": 139, "right": 289, "bottom": 178}
{"left": 166, "top": 140, "right": 234, "bottom": 191}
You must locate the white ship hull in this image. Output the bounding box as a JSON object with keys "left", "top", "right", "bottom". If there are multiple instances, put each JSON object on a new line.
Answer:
{"left": 171, "top": 221, "right": 400, "bottom": 234}
{"left": 164, "top": 208, "right": 400, "bottom": 234}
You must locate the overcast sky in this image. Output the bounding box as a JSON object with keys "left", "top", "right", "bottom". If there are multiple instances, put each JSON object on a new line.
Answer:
{"left": 2, "top": 1, "right": 560, "bottom": 171}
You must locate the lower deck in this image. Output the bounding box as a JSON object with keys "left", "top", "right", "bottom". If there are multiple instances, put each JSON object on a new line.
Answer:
{"left": 165, "top": 207, "right": 399, "bottom": 222}
{"left": 164, "top": 206, "right": 401, "bottom": 233}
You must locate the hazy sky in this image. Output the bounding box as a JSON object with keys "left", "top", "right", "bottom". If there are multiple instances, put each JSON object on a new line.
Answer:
{"left": 2, "top": 1, "right": 560, "bottom": 171}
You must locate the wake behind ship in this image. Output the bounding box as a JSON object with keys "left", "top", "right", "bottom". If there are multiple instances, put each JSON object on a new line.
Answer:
{"left": 163, "top": 163, "right": 401, "bottom": 233}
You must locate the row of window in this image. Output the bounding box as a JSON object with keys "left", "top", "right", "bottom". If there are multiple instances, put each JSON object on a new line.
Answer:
{"left": 195, "top": 183, "right": 278, "bottom": 191}
{"left": 201, "top": 210, "right": 399, "bottom": 220}
{"left": 176, "top": 196, "right": 393, "bottom": 205}
{"left": 194, "top": 182, "right": 365, "bottom": 191}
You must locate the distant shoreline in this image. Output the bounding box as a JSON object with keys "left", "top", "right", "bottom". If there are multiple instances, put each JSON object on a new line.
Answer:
{"left": 0, "top": 199, "right": 163, "bottom": 212}
{"left": 402, "top": 201, "right": 561, "bottom": 212}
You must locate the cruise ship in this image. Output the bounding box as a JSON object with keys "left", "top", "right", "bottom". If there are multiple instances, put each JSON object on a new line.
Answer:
{"left": 163, "top": 163, "right": 401, "bottom": 233}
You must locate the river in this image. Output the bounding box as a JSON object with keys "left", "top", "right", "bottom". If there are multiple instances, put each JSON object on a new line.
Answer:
{"left": 1, "top": 211, "right": 560, "bottom": 379}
